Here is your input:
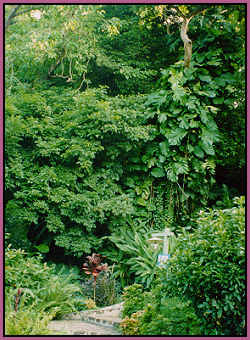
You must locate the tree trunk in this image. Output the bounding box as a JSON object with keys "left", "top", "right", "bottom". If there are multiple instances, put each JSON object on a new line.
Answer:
{"left": 180, "top": 17, "right": 192, "bottom": 68}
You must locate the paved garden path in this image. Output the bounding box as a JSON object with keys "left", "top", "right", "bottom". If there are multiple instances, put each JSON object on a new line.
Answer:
{"left": 48, "top": 302, "right": 123, "bottom": 335}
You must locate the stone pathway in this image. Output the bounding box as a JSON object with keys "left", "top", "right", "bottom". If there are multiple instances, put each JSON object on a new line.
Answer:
{"left": 48, "top": 302, "right": 123, "bottom": 335}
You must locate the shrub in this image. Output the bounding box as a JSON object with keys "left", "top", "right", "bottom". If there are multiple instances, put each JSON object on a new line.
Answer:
{"left": 121, "top": 283, "right": 201, "bottom": 335}
{"left": 162, "top": 196, "right": 246, "bottom": 336}
{"left": 5, "top": 246, "right": 83, "bottom": 318}
{"left": 5, "top": 245, "right": 52, "bottom": 296}
{"left": 5, "top": 309, "right": 54, "bottom": 335}
{"left": 120, "top": 311, "right": 143, "bottom": 335}
{"left": 106, "top": 223, "right": 159, "bottom": 289}
{"left": 84, "top": 298, "right": 97, "bottom": 310}
{"left": 122, "top": 284, "right": 145, "bottom": 318}
{"left": 5, "top": 243, "right": 85, "bottom": 334}
{"left": 139, "top": 297, "right": 201, "bottom": 335}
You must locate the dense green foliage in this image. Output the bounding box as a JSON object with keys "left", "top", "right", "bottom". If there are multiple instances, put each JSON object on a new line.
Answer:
{"left": 121, "top": 198, "right": 245, "bottom": 336}
{"left": 122, "top": 284, "right": 145, "bottom": 318}
{"left": 162, "top": 196, "right": 245, "bottom": 335}
{"left": 5, "top": 5, "right": 245, "bottom": 262}
{"left": 5, "top": 88, "right": 157, "bottom": 258}
{"left": 5, "top": 237, "right": 85, "bottom": 334}
{"left": 105, "top": 222, "right": 159, "bottom": 287}
{"left": 121, "top": 284, "right": 201, "bottom": 335}
{"left": 5, "top": 4, "right": 245, "bottom": 335}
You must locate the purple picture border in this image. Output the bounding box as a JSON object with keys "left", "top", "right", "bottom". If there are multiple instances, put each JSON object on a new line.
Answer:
{"left": 0, "top": 0, "right": 248, "bottom": 339}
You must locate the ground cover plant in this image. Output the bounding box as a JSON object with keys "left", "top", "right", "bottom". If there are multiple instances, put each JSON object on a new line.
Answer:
{"left": 5, "top": 3, "right": 245, "bottom": 336}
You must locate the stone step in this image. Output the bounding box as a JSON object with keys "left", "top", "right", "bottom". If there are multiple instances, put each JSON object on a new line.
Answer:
{"left": 48, "top": 320, "right": 121, "bottom": 336}
{"left": 48, "top": 302, "right": 124, "bottom": 336}
{"left": 82, "top": 314, "right": 121, "bottom": 327}
{"left": 65, "top": 310, "right": 122, "bottom": 327}
{"left": 64, "top": 302, "right": 123, "bottom": 327}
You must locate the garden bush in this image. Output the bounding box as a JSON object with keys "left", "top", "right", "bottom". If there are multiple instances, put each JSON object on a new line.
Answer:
{"left": 121, "top": 283, "right": 201, "bottom": 335}
{"left": 139, "top": 297, "right": 201, "bottom": 335}
{"left": 5, "top": 242, "right": 86, "bottom": 334}
{"left": 106, "top": 222, "right": 159, "bottom": 289}
{"left": 121, "top": 283, "right": 152, "bottom": 335}
{"left": 122, "top": 284, "right": 146, "bottom": 318}
{"left": 162, "top": 196, "right": 246, "bottom": 336}
{"left": 120, "top": 311, "right": 143, "bottom": 335}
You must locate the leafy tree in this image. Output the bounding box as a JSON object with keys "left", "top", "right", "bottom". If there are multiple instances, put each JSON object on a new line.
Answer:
{"left": 5, "top": 4, "right": 245, "bottom": 273}
{"left": 139, "top": 4, "right": 245, "bottom": 226}
{"left": 5, "top": 87, "right": 156, "bottom": 257}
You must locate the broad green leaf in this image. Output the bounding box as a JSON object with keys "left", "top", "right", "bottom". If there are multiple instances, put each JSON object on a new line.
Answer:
{"left": 174, "top": 161, "right": 189, "bottom": 175}
{"left": 179, "top": 117, "right": 189, "bottom": 129}
{"left": 187, "top": 144, "right": 194, "bottom": 152}
{"left": 137, "top": 197, "right": 147, "bottom": 206}
{"left": 199, "top": 90, "right": 216, "bottom": 98}
{"left": 200, "top": 142, "right": 215, "bottom": 155}
{"left": 206, "top": 105, "right": 219, "bottom": 113}
{"left": 148, "top": 158, "right": 156, "bottom": 168}
{"left": 199, "top": 75, "right": 212, "bottom": 82}
{"left": 124, "top": 177, "right": 135, "bottom": 187}
{"left": 159, "top": 140, "right": 169, "bottom": 156}
{"left": 217, "top": 308, "right": 223, "bottom": 318}
{"left": 207, "top": 59, "right": 221, "bottom": 66}
{"left": 200, "top": 109, "right": 209, "bottom": 124}
{"left": 159, "top": 155, "right": 166, "bottom": 163}
{"left": 158, "top": 113, "right": 167, "bottom": 123}
{"left": 35, "top": 244, "right": 49, "bottom": 253}
{"left": 213, "top": 97, "right": 224, "bottom": 105}
{"left": 193, "top": 145, "right": 204, "bottom": 158}
{"left": 166, "top": 128, "right": 187, "bottom": 146}
{"left": 173, "top": 86, "right": 186, "bottom": 102}
{"left": 166, "top": 168, "right": 178, "bottom": 182}
{"left": 151, "top": 167, "right": 165, "bottom": 178}
{"left": 190, "top": 120, "right": 199, "bottom": 128}
{"left": 117, "top": 244, "right": 137, "bottom": 254}
{"left": 201, "top": 126, "right": 220, "bottom": 144}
